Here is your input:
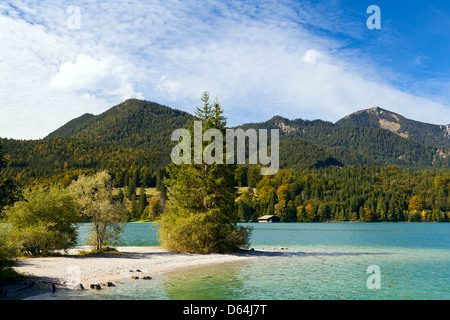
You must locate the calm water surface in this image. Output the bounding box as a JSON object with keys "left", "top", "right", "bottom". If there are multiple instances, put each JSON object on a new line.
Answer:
{"left": 49, "top": 223, "right": 449, "bottom": 300}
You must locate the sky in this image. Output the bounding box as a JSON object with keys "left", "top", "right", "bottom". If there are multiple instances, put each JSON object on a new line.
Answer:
{"left": 1, "top": 0, "right": 450, "bottom": 140}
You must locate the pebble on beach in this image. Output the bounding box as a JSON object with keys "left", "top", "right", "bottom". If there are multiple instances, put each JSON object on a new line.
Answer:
{"left": 89, "top": 284, "right": 102, "bottom": 290}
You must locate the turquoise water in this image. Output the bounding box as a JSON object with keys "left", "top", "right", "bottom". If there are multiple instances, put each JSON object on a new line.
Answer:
{"left": 54, "top": 223, "right": 449, "bottom": 300}
{"left": 75, "top": 223, "right": 160, "bottom": 247}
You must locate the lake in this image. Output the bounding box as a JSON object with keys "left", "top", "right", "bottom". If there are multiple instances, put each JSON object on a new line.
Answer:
{"left": 55, "top": 222, "right": 449, "bottom": 300}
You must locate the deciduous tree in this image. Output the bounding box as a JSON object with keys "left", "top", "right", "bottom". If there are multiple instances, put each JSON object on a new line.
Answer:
{"left": 6, "top": 185, "right": 82, "bottom": 256}
{"left": 70, "top": 171, "right": 127, "bottom": 251}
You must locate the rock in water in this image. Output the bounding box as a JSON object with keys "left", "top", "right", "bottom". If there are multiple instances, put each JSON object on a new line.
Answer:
{"left": 75, "top": 283, "right": 84, "bottom": 291}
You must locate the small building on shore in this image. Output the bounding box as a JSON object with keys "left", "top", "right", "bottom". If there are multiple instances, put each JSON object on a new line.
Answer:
{"left": 257, "top": 215, "right": 280, "bottom": 223}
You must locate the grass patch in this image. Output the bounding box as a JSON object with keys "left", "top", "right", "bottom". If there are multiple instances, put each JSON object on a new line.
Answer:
{"left": 0, "top": 267, "right": 23, "bottom": 285}
{"left": 76, "top": 247, "right": 123, "bottom": 256}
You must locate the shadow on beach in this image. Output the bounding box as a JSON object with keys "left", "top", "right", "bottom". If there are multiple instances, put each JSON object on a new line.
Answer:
{"left": 62, "top": 248, "right": 395, "bottom": 260}
{"left": 231, "top": 248, "right": 395, "bottom": 258}
{"left": 0, "top": 275, "right": 64, "bottom": 301}
{"left": 11, "top": 247, "right": 395, "bottom": 260}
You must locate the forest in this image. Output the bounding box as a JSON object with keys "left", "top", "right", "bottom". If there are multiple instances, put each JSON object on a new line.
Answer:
{"left": 1, "top": 99, "right": 449, "bottom": 224}
{"left": 237, "top": 165, "right": 450, "bottom": 223}
{"left": 1, "top": 142, "right": 450, "bottom": 224}
{"left": 0, "top": 138, "right": 161, "bottom": 187}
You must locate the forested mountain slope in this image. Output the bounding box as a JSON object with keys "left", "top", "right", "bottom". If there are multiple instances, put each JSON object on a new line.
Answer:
{"left": 2, "top": 100, "right": 449, "bottom": 186}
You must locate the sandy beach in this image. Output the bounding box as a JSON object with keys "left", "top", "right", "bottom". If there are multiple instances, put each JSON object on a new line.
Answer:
{"left": 1, "top": 246, "right": 266, "bottom": 300}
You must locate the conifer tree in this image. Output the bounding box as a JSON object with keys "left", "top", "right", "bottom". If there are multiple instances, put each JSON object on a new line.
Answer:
{"left": 137, "top": 187, "right": 148, "bottom": 218}
{"left": 159, "top": 92, "right": 251, "bottom": 253}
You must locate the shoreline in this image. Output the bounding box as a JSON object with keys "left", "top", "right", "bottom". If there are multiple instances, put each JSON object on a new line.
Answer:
{"left": 1, "top": 246, "right": 267, "bottom": 300}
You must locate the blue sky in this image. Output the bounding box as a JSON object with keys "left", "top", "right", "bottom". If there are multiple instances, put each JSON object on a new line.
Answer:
{"left": 1, "top": 0, "right": 450, "bottom": 139}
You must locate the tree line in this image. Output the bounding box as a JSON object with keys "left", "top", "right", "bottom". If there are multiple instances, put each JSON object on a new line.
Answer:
{"left": 237, "top": 165, "right": 450, "bottom": 222}
{"left": 0, "top": 138, "right": 161, "bottom": 187}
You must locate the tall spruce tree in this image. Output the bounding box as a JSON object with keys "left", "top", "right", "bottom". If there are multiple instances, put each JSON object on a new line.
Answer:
{"left": 0, "top": 143, "right": 22, "bottom": 216}
{"left": 159, "top": 92, "right": 251, "bottom": 253}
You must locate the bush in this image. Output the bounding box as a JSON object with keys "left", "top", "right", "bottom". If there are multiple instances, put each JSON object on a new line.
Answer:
{"left": 159, "top": 208, "right": 251, "bottom": 254}
{"left": 6, "top": 185, "right": 82, "bottom": 256}
{"left": 407, "top": 211, "right": 422, "bottom": 222}
{"left": 0, "top": 225, "right": 19, "bottom": 282}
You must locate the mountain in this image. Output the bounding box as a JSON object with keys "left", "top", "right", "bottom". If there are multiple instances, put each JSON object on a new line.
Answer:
{"left": 2, "top": 99, "right": 449, "bottom": 186}
{"left": 46, "top": 113, "right": 96, "bottom": 138}
{"left": 336, "top": 106, "right": 450, "bottom": 148}
{"left": 45, "top": 101, "right": 345, "bottom": 171}
{"left": 1, "top": 99, "right": 193, "bottom": 186}
{"left": 46, "top": 99, "right": 193, "bottom": 165}
{"left": 239, "top": 113, "right": 450, "bottom": 169}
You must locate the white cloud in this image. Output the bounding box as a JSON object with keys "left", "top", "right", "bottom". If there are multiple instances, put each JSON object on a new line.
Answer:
{"left": 49, "top": 53, "right": 142, "bottom": 100}
{"left": 0, "top": 2, "right": 143, "bottom": 139}
{"left": 302, "top": 49, "right": 324, "bottom": 66}
{"left": 1, "top": 0, "right": 450, "bottom": 140}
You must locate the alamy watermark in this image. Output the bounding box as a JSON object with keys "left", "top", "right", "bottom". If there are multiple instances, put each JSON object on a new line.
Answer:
{"left": 366, "top": 265, "right": 381, "bottom": 290}
{"left": 66, "top": 265, "right": 81, "bottom": 289}
{"left": 66, "top": 5, "right": 81, "bottom": 30}
{"left": 171, "top": 121, "right": 279, "bottom": 175}
{"left": 367, "top": 5, "right": 381, "bottom": 30}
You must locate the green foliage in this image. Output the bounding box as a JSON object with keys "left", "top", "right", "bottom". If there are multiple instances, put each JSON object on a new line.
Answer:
{"left": 5, "top": 185, "right": 82, "bottom": 256}
{"left": 70, "top": 171, "right": 127, "bottom": 251}
{"left": 45, "top": 113, "right": 95, "bottom": 138}
{"left": 159, "top": 207, "right": 251, "bottom": 253}
{"left": 336, "top": 107, "right": 450, "bottom": 148}
{"left": 0, "top": 178, "right": 22, "bottom": 217}
{"left": 0, "top": 144, "right": 3, "bottom": 168}
{"left": 0, "top": 142, "right": 22, "bottom": 216}
{"left": 279, "top": 138, "right": 343, "bottom": 170}
{"left": 137, "top": 188, "right": 148, "bottom": 217}
{"left": 143, "top": 197, "right": 163, "bottom": 221}
{"left": 46, "top": 99, "right": 193, "bottom": 166}
{"left": 0, "top": 138, "right": 160, "bottom": 186}
{"left": 0, "top": 225, "right": 19, "bottom": 282}
{"left": 76, "top": 246, "right": 121, "bottom": 255}
{"left": 240, "top": 115, "right": 450, "bottom": 170}
{"left": 160, "top": 93, "right": 252, "bottom": 253}
{"left": 237, "top": 166, "right": 450, "bottom": 222}
{"left": 2, "top": 101, "right": 449, "bottom": 195}
{"left": 1, "top": 99, "right": 448, "bottom": 241}
{"left": 0, "top": 143, "right": 22, "bottom": 276}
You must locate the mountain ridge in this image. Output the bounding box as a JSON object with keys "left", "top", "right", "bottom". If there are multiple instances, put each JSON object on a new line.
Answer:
{"left": 47, "top": 100, "right": 449, "bottom": 147}
{"left": 46, "top": 99, "right": 193, "bottom": 165}
{"left": 44, "top": 100, "right": 450, "bottom": 169}
{"left": 2, "top": 99, "right": 449, "bottom": 186}
{"left": 336, "top": 106, "right": 450, "bottom": 148}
